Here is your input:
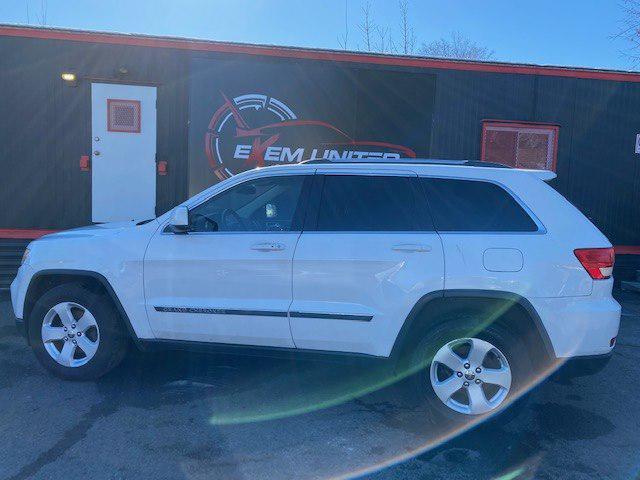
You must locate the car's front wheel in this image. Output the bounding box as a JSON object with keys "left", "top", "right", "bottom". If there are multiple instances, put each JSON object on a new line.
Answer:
{"left": 28, "top": 283, "right": 129, "bottom": 380}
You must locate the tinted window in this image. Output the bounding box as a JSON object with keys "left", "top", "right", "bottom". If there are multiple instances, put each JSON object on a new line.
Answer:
{"left": 316, "top": 175, "right": 428, "bottom": 231}
{"left": 189, "top": 175, "right": 307, "bottom": 232}
{"left": 420, "top": 178, "right": 538, "bottom": 232}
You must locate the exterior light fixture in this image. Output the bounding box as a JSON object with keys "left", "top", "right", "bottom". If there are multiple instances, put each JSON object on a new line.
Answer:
{"left": 60, "top": 72, "right": 78, "bottom": 86}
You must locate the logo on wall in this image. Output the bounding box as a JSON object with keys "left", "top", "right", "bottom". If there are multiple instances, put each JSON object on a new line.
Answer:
{"left": 205, "top": 93, "right": 416, "bottom": 180}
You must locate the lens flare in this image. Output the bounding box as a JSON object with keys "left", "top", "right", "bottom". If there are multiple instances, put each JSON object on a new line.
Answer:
{"left": 201, "top": 301, "right": 575, "bottom": 479}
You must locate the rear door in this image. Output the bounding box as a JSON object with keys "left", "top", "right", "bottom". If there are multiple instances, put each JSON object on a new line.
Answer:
{"left": 419, "top": 176, "right": 551, "bottom": 294}
{"left": 289, "top": 172, "right": 445, "bottom": 357}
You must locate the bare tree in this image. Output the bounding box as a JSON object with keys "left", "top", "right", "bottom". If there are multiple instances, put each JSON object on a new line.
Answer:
{"left": 39, "top": 0, "right": 48, "bottom": 26}
{"left": 397, "top": 0, "right": 416, "bottom": 54}
{"left": 348, "top": 1, "right": 493, "bottom": 59}
{"left": 337, "top": 0, "right": 349, "bottom": 50}
{"left": 614, "top": 0, "right": 640, "bottom": 65}
{"left": 375, "top": 25, "right": 390, "bottom": 53}
{"left": 420, "top": 31, "right": 494, "bottom": 60}
{"left": 26, "top": 0, "right": 48, "bottom": 25}
{"left": 358, "top": 0, "right": 374, "bottom": 51}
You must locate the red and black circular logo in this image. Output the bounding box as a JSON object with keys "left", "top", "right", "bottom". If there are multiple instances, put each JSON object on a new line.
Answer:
{"left": 205, "top": 92, "right": 416, "bottom": 180}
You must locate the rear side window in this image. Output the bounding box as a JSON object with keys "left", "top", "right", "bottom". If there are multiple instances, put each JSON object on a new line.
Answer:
{"left": 420, "top": 177, "right": 538, "bottom": 232}
{"left": 316, "top": 175, "right": 429, "bottom": 231}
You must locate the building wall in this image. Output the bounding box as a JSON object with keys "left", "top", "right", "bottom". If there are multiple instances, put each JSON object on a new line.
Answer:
{"left": 185, "top": 54, "right": 437, "bottom": 195}
{"left": 0, "top": 36, "right": 189, "bottom": 229}
{"left": 1, "top": 34, "right": 639, "bottom": 247}
{"left": 427, "top": 69, "right": 640, "bottom": 245}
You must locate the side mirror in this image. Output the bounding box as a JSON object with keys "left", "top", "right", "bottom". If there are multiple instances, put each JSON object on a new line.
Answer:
{"left": 168, "top": 206, "right": 190, "bottom": 233}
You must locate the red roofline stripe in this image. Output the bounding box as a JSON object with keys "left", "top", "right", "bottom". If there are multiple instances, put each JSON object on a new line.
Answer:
{"left": 0, "top": 228, "right": 59, "bottom": 239}
{"left": 3, "top": 25, "right": 640, "bottom": 83}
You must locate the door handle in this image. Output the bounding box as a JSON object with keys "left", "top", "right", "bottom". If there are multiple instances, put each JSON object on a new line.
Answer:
{"left": 391, "top": 244, "right": 432, "bottom": 253}
{"left": 251, "top": 242, "right": 285, "bottom": 252}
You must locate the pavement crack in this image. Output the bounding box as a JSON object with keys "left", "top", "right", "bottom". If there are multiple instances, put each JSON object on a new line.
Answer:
{"left": 7, "top": 396, "right": 119, "bottom": 480}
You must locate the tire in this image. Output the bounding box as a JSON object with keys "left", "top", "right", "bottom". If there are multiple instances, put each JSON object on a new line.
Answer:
{"left": 402, "top": 312, "right": 532, "bottom": 424}
{"left": 28, "top": 283, "right": 129, "bottom": 380}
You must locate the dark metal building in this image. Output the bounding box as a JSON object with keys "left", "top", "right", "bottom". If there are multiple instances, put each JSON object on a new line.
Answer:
{"left": 1, "top": 25, "right": 639, "bottom": 287}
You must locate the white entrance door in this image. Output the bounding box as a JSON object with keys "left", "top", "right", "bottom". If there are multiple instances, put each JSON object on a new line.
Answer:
{"left": 91, "top": 83, "right": 157, "bottom": 222}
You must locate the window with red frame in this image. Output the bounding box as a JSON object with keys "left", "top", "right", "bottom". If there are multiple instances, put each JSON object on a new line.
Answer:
{"left": 481, "top": 121, "right": 558, "bottom": 171}
{"left": 107, "top": 99, "right": 141, "bottom": 133}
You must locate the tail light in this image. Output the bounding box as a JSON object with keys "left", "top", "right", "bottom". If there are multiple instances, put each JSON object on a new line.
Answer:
{"left": 574, "top": 247, "right": 615, "bottom": 280}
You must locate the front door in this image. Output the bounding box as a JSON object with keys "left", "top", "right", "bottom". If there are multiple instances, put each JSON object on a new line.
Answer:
{"left": 91, "top": 83, "right": 157, "bottom": 222}
{"left": 144, "top": 173, "right": 312, "bottom": 347}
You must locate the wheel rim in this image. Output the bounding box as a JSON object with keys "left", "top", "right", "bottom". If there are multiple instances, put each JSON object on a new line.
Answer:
{"left": 429, "top": 337, "right": 512, "bottom": 415}
{"left": 41, "top": 302, "right": 100, "bottom": 368}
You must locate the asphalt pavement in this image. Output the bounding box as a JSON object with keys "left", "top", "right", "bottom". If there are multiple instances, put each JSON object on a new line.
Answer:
{"left": 1, "top": 289, "right": 639, "bottom": 480}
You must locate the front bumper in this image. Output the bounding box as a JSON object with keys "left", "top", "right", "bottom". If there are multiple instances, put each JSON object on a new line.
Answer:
{"left": 14, "top": 318, "right": 27, "bottom": 340}
{"left": 10, "top": 263, "right": 31, "bottom": 321}
{"left": 11, "top": 266, "right": 30, "bottom": 342}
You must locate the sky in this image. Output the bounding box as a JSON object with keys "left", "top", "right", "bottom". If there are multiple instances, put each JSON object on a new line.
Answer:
{"left": 1, "top": 0, "right": 634, "bottom": 71}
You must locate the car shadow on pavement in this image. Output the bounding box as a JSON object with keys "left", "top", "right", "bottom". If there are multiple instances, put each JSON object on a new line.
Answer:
{"left": 1, "top": 290, "right": 636, "bottom": 480}
{"left": 91, "top": 338, "right": 623, "bottom": 480}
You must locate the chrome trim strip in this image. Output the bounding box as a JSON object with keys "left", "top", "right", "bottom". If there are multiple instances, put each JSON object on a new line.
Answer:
{"left": 154, "top": 306, "right": 373, "bottom": 322}
{"left": 154, "top": 306, "right": 288, "bottom": 317}
{"left": 289, "top": 311, "right": 373, "bottom": 322}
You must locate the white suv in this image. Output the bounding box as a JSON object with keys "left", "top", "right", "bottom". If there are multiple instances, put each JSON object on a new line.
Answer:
{"left": 10, "top": 160, "right": 621, "bottom": 417}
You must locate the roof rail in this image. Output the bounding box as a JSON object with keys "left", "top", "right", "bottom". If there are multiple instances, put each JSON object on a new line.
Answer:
{"left": 300, "top": 158, "right": 512, "bottom": 168}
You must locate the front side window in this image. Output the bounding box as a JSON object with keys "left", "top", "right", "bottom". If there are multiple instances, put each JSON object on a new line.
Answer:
{"left": 420, "top": 177, "right": 538, "bottom": 232}
{"left": 481, "top": 121, "right": 558, "bottom": 171}
{"left": 189, "top": 175, "right": 308, "bottom": 232}
{"left": 315, "top": 175, "right": 430, "bottom": 231}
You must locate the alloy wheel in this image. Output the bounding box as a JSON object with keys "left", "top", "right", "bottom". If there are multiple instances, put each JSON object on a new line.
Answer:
{"left": 429, "top": 337, "right": 512, "bottom": 415}
{"left": 41, "top": 302, "right": 100, "bottom": 368}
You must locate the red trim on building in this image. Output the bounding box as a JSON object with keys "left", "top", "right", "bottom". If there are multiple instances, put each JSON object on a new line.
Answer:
{"left": 615, "top": 246, "right": 640, "bottom": 255}
{"left": 3, "top": 25, "right": 640, "bottom": 83}
{"left": 79, "top": 155, "right": 90, "bottom": 171}
{"left": 481, "top": 119, "right": 561, "bottom": 127}
{"left": 0, "top": 228, "right": 58, "bottom": 239}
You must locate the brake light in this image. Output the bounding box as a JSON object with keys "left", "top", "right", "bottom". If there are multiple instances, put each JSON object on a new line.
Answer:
{"left": 574, "top": 248, "right": 615, "bottom": 280}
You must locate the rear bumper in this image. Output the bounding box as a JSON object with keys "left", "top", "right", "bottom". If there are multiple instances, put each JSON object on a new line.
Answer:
{"left": 555, "top": 351, "right": 613, "bottom": 378}
{"left": 529, "top": 292, "right": 620, "bottom": 358}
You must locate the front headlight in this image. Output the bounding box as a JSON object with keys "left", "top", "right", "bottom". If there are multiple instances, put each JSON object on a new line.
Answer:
{"left": 20, "top": 247, "right": 31, "bottom": 265}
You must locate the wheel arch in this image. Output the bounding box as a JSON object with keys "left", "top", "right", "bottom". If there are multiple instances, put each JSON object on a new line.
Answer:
{"left": 23, "top": 269, "right": 141, "bottom": 347}
{"left": 390, "top": 289, "right": 555, "bottom": 365}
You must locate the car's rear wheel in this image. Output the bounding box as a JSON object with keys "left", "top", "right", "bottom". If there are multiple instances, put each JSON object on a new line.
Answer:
{"left": 429, "top": 337, "right": 512, "bottom": 415}
{"left": 28, "top": 283, "right": 129, "bottom": 380}
{"left": 408, "top": 316, "right": 532, "bottom": 423}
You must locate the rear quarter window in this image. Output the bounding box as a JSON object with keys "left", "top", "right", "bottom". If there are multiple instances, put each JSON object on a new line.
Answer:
{"left": 420, "top": 177, "right": 538, "bottom": 232}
